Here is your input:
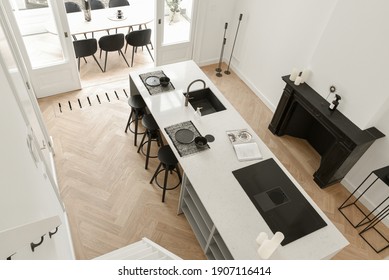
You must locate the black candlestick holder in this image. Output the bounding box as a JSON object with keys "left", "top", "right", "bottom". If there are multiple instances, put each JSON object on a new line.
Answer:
{"left": 329, "top": 94, "right": 341, "bottom": 111}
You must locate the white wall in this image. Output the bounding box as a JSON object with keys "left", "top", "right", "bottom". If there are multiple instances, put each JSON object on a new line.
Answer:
{"left": 196, "top": 0, "right": 389, "bottom": 221}
{"left": 195, "top": 0, "right": 338, "bottom": 110}
{"left": 193, "top": 0, "right": 235, "bottom": 65}
{"left": 308, "top": 0, "right": 389, "bottom": 129}
{"left": 343, "top": 96, "right": 389, "bottom": 222}
{"left": 307, "top": 0, "right": 389, "bottom": 220}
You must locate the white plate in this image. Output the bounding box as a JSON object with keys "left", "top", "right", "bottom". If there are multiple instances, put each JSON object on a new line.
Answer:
{"left": 145, "top": 76, "right": 160, "bottom": 87}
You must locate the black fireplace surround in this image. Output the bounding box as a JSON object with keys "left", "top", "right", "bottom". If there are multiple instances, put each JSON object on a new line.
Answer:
{"left": 269, "top": 76, "right": 384, "bottom": 188}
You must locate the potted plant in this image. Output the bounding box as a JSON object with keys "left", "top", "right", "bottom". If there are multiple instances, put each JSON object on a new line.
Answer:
{"left": 166, "top": 0, "right": 182, "bottom": 24}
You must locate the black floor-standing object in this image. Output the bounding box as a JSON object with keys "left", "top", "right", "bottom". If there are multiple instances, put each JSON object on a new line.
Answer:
{"left": 216, "top": 22, "right": 228, "bottom": 77}
{"left": 225, "top": 14, "right": 243, "bottom": 75}
{"left": 339, "top": 165, "right": 389, "bottom": 253}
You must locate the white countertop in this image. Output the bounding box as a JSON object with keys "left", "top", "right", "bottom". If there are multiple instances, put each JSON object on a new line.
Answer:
{"left": 129, "top": 60, "right": 349, "bottom": 259}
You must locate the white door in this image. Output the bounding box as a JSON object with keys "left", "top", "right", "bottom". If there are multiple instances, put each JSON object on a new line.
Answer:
{"left": 155, "top": 0, "right": 198, "bottom": 66}
{"left": 0, "top": 7, "right": 58, "bottom": 189}
{"left": 0, "top": 0, "right": 80, "bottom": 97}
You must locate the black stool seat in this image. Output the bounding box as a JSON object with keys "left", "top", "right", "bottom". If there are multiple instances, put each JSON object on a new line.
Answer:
{"left": 158, "top": 145, "right": 178, "bottom": 168}
{"left": 142, "top": 113, "right": 159, "bottom": 131}
{"left": 150, "top": 145, "right": 182, "bottom": 202}
{"left": 128, "top": 94, "right": 146, "bottom": 109}
{"left": 137, "top": 114, "right": 163, "bottom": 169}
{"left": 125, "top": 95, "right": 146, "bottom": 146}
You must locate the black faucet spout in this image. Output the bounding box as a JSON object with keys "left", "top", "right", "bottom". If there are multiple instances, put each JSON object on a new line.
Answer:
{"left": 185, "top": 79, "right": 207, "bottom": 106}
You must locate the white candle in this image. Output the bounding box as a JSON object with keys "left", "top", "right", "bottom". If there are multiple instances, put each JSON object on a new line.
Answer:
{"left": 300, "top": 69, "right": 311, "bottom": 83}
{"left": 256, "top": 232, "right": 268, "bottom": 246}
{"left": 272, "top": 232, "right": 285, "bottom": 244}
{"left": 294, "top": 76, "right": 302, "bottom": 86}
{"left": 289, "top": 68, "right": 299, "bottom": 81}
{"left": 257, "top": 239, "right": 272, "bottom": 259}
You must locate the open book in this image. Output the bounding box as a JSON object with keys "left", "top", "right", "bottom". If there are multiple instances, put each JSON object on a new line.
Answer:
{"left": 227, "top": 129, "right": 262, "bottom": 161}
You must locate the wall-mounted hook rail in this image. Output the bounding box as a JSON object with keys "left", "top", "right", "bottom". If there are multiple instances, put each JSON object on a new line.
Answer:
{"left": 30, "top": 235, "right": 45, "bottom": 252}
{"left": 49, "top": 227, "right": 59, "bottom": 238}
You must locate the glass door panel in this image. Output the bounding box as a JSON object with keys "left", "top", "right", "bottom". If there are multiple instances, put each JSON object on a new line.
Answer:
{"left": 9, "top": 0, "right": 65, "bottom": 68}
{"left": 163, "top": 0, "right": 192, "bottom": 45}
{"left": 1, "top": 0, "right": 81, "bottom": 97}
{"left": 156, "top": 0, "right": 198, "bottom": 66}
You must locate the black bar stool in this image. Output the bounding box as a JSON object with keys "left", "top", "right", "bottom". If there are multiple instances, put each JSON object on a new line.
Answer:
{"left": 150, "top": 146, "right": 182, "bottom": 202}
{"left": 124, "top": 95, "right": 146, "bottom": 146}
{"left": 137, "top": 114, "right": 163, "bottom": 169}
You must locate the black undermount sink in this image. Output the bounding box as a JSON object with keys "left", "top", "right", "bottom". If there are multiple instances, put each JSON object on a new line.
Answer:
{"left": 185, "top": 88, "right": 226, "bottom": 116}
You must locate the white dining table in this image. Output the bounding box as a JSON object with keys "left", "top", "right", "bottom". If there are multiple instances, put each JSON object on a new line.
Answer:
{"left": 47, "top": 2, "right": 153, "bottom": 36}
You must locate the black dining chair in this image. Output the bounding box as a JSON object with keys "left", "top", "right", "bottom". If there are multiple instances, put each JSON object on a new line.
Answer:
{"left": 91, "top": 0, "right": 105, "bottom": 9}
{"left": 64, "top": 1, "right": 81, "bottom": 13}
{"left": 98, "top": 33, "right": 130, "bottom": 72}
{"left": 87, "top": 0, "right": 106, "bottom": 38}
{"left": 108, "top": 0, "right": 129, "bottom": 7}
{"left": 65, "top": 2, "right": 82, "bottom": 40}
{"left": 125, "top": 29, "right": 154, "bottom": 67}
{"left": 73, "top": 38, "right": 103, "bottom": 72}
{"left": 138, "top": 24, "right": 154, "bottom": 50}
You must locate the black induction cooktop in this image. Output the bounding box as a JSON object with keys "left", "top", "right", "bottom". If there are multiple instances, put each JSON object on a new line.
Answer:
{"left": 232, "top": 158, "right": 327, "bottom": 245}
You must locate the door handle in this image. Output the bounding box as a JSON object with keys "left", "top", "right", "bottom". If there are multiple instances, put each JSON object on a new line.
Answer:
{"left": 158, "top": 19, "right": 162, "bottom": 24}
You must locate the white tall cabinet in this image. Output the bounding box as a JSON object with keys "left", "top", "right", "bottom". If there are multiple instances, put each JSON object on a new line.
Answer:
{"left": 0, "top": 26, "right": 74, "bottom": 259}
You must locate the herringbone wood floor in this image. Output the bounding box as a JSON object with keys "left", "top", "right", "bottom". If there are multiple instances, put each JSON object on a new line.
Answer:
{"left": 38, "top": 56, "right": 389, "bottom": 259}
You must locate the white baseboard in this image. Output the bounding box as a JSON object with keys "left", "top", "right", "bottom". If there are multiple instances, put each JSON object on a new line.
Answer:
{"left": 197, "top": 58, "right": 277, "bottom": 112}
{"left": 226, "top": 62, "right": 276, "bottom": 112}
{"left": 341, "top": 178, "right": 389, "bottom": 227}
{"left": 196, "top": 58, "right": 220, "bottom": 67}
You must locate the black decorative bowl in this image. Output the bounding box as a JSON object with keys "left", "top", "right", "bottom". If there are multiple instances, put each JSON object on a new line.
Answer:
{"left": 194, "top": 136, "right": 207, "bottom": 148}
{"left": 159, "top": 76, "right": 170, "bottom": 87}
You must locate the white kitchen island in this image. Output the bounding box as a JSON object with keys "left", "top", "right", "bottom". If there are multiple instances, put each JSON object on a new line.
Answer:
{"left": 129, "top": 60, "right": 349, "bottom": 260}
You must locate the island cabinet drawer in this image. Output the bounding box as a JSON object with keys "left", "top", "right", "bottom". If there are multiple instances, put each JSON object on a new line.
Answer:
{"left": 180, "top": 174, "right": 233, "bottom": 260}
